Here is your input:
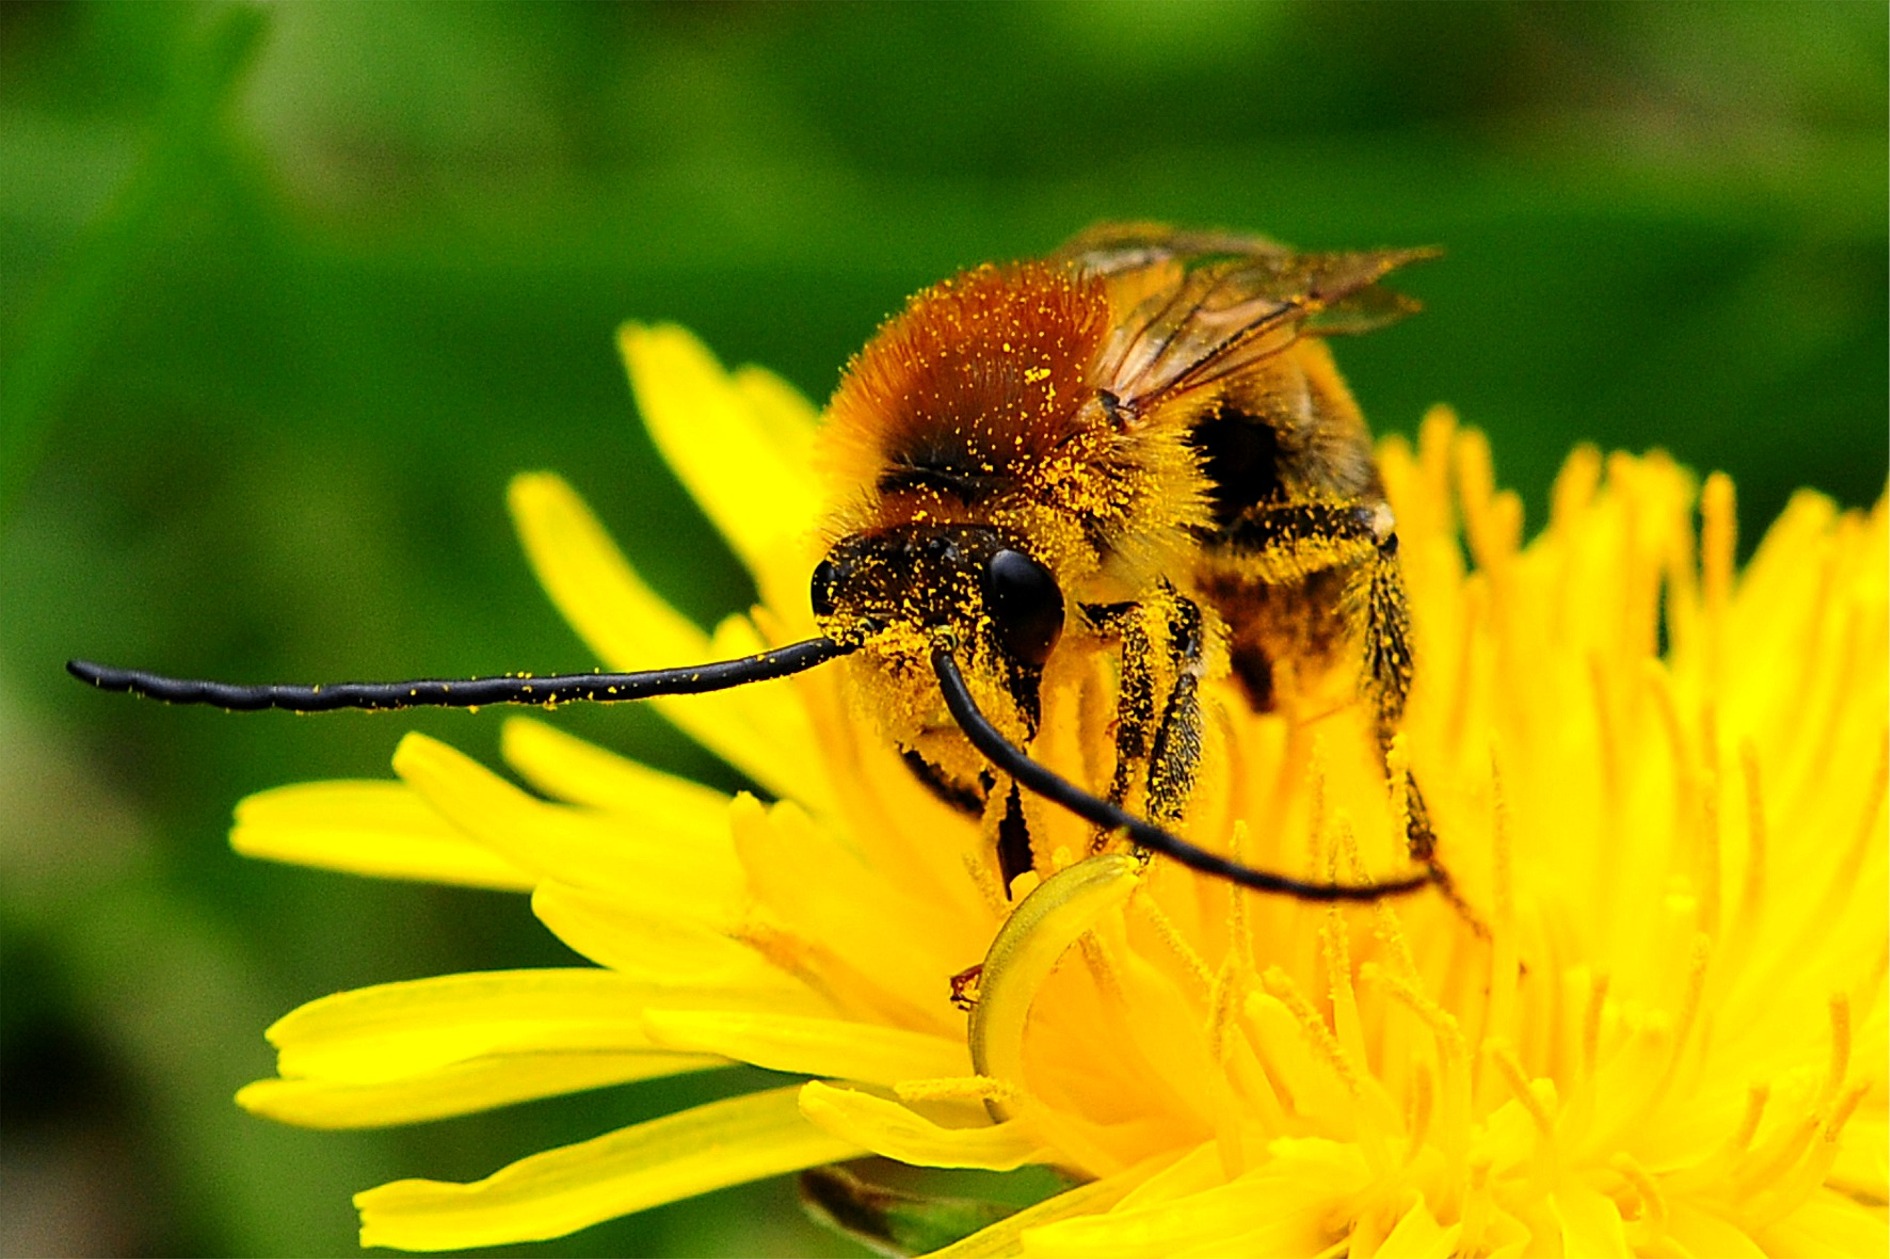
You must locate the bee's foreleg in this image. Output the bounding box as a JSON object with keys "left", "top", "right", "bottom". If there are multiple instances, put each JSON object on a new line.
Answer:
{"left": 1080, "top": 600, "right": 1153, "bottom": 814}
{"left": 1085, "top": 586, "right": 1206, "bottom": 841}
{"left": 1145, "top": 589, "right": 1206, "bottom": 824}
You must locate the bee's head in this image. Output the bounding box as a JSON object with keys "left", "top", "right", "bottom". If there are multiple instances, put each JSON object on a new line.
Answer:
{"left": 810, "top": 525, "right": 1064, "bottom": 740}
{"left": 811, "top": 525, "right": 1063, "bottom": 664}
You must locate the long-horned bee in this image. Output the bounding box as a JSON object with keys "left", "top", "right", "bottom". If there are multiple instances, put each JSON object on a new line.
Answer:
{"left": 69, "top": 224, "right": 1454, "bottom": 908}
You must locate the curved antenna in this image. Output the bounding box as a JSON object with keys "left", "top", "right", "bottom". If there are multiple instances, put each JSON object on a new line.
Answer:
{"left": 931, "top": 643, "right": 1431, "bottom": 902}
{"left": 67, "top": 637, "right": 853, "bottom": 713}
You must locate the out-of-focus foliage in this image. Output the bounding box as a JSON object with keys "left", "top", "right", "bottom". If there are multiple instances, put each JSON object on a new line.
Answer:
{"left": 1, "top": 4, "right": 1882, "bottom": 1255}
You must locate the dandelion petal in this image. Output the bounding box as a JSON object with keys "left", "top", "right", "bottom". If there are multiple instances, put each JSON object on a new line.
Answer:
{"left": 799, "top": 1081, "right": 1046, "bottom": 1171}
{"left": 1375, "top": 1197, "right": 1459, "bottom": 1258}
{"left": 644, "top": 1008, "right": 969, "bottom": 1085}
{"left": 232, "top": 781, "right": 535, "bottom": 890}
{"left": 730, "top": 363, "right": 820, "bottom": 467}
{"left": 238, "top": 1051, "right": 714, "bottom": 1129}
{"left": 393, "top": 732, "right": 741, "bottom": 909}
{"left": 1759, "top": 1189, "right": 1890, "bottom": 1258}
{"left": 618, "top": 323, "right": 824, "bottom": 583}
{"left": 354, "top": 1086, "right": 861, "bottom": 1251}
{"left": 527, "top": 879, "right": 815, "bottom": 1000}
{"left": 922, "top": 1155, "right": 1172, "bottom": 1258}
{"left": 500, "top": 717, "right": 730, "bottom": 823}
{"left": 1665, "top": 1201, "right": 1767, "bottom": 1258}
{"left": 1550, "top": 1184, "right": 1630, "bottom": 1258}
{"left": 265, "top": 968, "right": 714, "bottom": 1082}
{"left": 506, "top": 470, "right": 817, "bottom": 801}
{"left": 508, "top": 470, "right": 710, "bottom": 669}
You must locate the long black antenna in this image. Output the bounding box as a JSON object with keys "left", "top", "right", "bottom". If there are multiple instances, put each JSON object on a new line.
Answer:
{"left": 931, "top": 644, "right": 1431, "bottom": 902}
{"left": 66, "top": 638, "right": 852, "bottom": 713}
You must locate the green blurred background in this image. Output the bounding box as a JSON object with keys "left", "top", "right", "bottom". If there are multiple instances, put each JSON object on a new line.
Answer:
{"left": 2, "top": 3, "right": 1883, "bottom": 1255}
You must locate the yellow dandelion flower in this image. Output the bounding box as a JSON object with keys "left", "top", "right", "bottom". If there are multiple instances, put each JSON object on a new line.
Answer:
{"left": 228, "top": 325, "right": 1887, "bottom": 1257}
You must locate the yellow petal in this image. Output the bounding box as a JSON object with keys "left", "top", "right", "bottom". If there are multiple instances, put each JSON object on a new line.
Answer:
{"left": 392, "top": 732, "right": 741, "bottom": 912}
{"left": 499, "top": 716, "right": 731, "bottom": 824}
{"left": 701, "top": 613, "right": 835, "bottom": 814}
{"left": 532, "top": 873, "right": 790, "bottom": 990}
{"left": 618, "top": 323, "right": 824, "bottom": 583}
{"left": 1664, "top": 1201, "right": 1766, "bottom": 1259}
{"left": 731, "top": 795, "right": 976, "bottom": 1018}
{"left": 921, "top": 1153, "right": 1178, "bottom": 1258}
{"left": 643, "top": 1008, "right": 968, "bottom": 1085}
{"left": 1023, "top": 1138, "right": 1369, "bottom": 1258}
{"left": 731, "top": 360, "right": 819, "bottom": 454}
{"left": 799, "top": 1081, "right": 1047, "bottom": 1171}
{"left": 1107, "top": 1142, "right": 1227, "bottom": 1214}
{"left": 231, "top": 781, "right": 535, "bottom": 891}
{"left": 237, "top": 1051, "right": 714, "bottom": 1129}
{"left": 969, "top": 855, "right": 1141, "bottom": 1094}
{"left": 265, "top": 968, "right": 703, "bottom": 1083}
{"left": 508, "top": 470, "right": 709, "bottom": 667}
{"left": 1550, "top": 1183, "right": 1630, "bottom": 1258}
{"left": 1374, "top": 1196, "right": 1460, "bottom": 1259}
{"left": 1021, "top": 1175, "right": 1317, "bottom": 1258}
{"left": 506, "top": 471, "right": 821, "bottom": 803}
{"left": 355, "top": 1085, "right": 862, "bottom": 1251}
{"left": 1757, "top": 1188, "right": 1890, "bottom": 1258}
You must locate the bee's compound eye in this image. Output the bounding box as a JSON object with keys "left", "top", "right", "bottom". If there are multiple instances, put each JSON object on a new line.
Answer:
{"left": 983, "top": 548, "right": 1064, "bottom": 668}
{"left": 810, "top": 558, "right": 840, "bottom": 619}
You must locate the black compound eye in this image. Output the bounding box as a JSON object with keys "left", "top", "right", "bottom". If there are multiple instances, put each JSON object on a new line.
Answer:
{"left": 983, "top": 548, "right": 1064, "bottom": 668}
{"left": 810, "top": 558, "right": 840, "bottom": 619}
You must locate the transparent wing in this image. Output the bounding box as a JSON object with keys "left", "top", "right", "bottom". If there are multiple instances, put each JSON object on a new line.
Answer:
{"left": 1053, "top": 224, "right": 1436, "bottom": 420}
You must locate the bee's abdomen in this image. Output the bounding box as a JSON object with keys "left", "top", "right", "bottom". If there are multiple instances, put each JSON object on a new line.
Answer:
{"left": 1198, "top": 567, "right": 1354, "bottom": 713}
{"left": 1186, "top": 403, "right": 1284, "bottom": 531}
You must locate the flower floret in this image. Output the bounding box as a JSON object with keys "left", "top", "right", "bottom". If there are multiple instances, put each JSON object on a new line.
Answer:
{"left": 232, "top": 328, "right": 1885, "bottom": 1257}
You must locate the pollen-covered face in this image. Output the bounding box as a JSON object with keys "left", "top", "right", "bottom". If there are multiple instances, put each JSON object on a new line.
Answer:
{"left": 810, "top": 525, "right": 1064, "bottom": 750}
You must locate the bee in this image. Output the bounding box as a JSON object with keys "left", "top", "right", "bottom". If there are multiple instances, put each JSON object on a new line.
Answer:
{"left": 69, "top": 224, "right": 1455, "bottom": 909}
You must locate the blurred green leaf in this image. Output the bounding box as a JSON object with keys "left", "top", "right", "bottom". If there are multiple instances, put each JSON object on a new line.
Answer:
{"left": 1, "top": 5, "right": 266, "bottom": 521}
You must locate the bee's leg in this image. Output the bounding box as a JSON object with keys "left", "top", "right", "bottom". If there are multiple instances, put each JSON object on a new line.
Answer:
{"left": 1085, "top": 587, "right": 1205, "bottom": 839}
{"left": 1144, "top": 588, "right": 1206, "bottom": 824}
{"left": 905, "top": 655, "right": 1051, "bottom": 899}
{"left": 1225, "top": 500, "right": 1483, "bottom": 930}
{"left": 898, "top": 748, "right": 1037, "bottom": 899}
{"left": 899, "top": 749, "right": 989, "bottom": 817}
{"left": 1079, "top": 601, "right": 1151, "bottom": 813}
{"left": 1363, "top": 531, "right": 1487, "bottom": 937}
{"left": 993, "top": 780, "right": 1034, "bottom": 891}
